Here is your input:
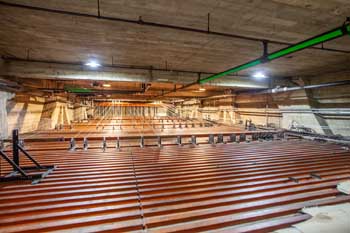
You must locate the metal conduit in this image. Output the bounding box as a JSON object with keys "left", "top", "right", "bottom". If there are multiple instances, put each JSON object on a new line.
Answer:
{"left": 161, "top": 20, "right": 350, "bottom": 96}
{"left": 0, "top": 1, "right": 349, "bottom": 54}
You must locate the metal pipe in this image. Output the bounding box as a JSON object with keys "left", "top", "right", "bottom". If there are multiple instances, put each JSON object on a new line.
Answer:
{"left": 200, "top": 22, "right": 350, "bottom": 84}
{"left": 240, "top": 79, "right": 350, "bottom": 95}
{"left": 1, "top": 1, "right": 348, "bottom": 54}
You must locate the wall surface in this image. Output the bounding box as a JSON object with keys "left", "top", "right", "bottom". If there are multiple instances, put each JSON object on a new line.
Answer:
{"left": 0, "top": 91, "right": 14, "bottom": 139}
{"left": 38, "top": 100, "right": 71, "bottom": 130}
{"left": 176, "top": 76, "right": 350, "bottom": 137}
{"left": 6, "top": 95, "right": 44, "bottom": 136}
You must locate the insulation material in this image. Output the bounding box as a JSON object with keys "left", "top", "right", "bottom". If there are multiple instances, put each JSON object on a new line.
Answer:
{"left": 296, "top": 203, "right": 350, "bottom": 233}
{"left": 274, "top": 203, "right": 350, "bottom": 233}
{"left": 337, "top": 180, "right": 350, "bottom": 195}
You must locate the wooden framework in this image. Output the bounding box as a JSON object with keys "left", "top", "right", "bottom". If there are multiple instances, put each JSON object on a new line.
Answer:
{"left": 0, "top": 140, "right": 349, "bottom": 232}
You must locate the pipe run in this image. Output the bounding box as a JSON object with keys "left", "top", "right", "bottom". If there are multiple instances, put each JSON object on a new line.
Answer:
{"left": 0, "top": 1, "right": 349, "bottom": 54}
{"left": 241, "top": 80, "right": 350, "bottom": 95}
{"left": 200, "top": 22, "right": 350, "bottom": 84}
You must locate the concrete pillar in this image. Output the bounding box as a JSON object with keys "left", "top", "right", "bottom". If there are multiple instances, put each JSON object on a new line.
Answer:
{"left": 74, "top": 106, "right": 87, "bottom": 122}
{"left": 0, "top": 91, "right": 14, "bottom": 139}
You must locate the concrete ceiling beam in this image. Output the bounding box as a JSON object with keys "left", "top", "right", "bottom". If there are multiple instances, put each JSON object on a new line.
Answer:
{"left": 1, "top": 60, "right": 269, "bottom": 89}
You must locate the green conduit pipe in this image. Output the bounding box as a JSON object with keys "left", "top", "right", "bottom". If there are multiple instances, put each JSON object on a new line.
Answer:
{"left": 200, "top": 23, "right": 350, "bottom": 84}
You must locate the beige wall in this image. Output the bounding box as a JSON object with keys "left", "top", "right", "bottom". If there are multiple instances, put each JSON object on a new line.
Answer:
{"left": 7, "top": 95, "right": 44, "bottom": 135}
{"left": 38, "top": 101, "right": 71, "bottom": 130}
{"left": 176, "top": 81, "right": 350, "bottom": 137}
{"left": 0, "top": 91, "right": 14, "bottom": 139}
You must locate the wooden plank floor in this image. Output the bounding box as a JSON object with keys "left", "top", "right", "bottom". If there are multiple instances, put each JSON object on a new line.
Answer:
{"left": 1, "top": 140, "right": 350, "bottom": 232}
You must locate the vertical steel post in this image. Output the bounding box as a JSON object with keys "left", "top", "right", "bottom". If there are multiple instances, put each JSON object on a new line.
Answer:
{"left": 102, "top": 137, "right": 107, "bottom": 152}
{"left": 69, "top": 138, "right": 76, "bottom": 151}
{"left": 191, "top": 135, "right": 197, "bottom": 145}
{"left": 217, "top": 134, "right": 224, "bottom": 144}
{"left": 12, "top": 129, "right": 19, "bottom": 170}
{"left": 83, "top": 137, "right": 88, "bottom": 150}
{"left": 208, "top": 134, "right": 215, "bottom": 144}
{"left": 177, "top": 136, "right": 182, "bottom": 146}
{"left": 157, "top": 136, "right": 162, "bottom": 148}
{"left": 116, "top": 137, "right": 121, "bottom": 150}
{"left": 230, "top": 134, "right": 236, "bottom": 143}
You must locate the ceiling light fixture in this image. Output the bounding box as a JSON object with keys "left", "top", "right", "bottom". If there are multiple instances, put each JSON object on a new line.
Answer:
{"left": 102, "top": 83, "right": 111, "bottom": 87}
{"left": 85, "top": 60, "right": 101, "bottom": 68}
{"left": 199, "top": 87, "right": 206, "bottom": 91}
{"left": 253, "top": 72, "right": 266, "bottom": 79}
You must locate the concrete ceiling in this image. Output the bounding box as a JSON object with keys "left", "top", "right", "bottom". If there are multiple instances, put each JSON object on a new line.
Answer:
{"left": 0, "top": 0, "right": 349, "bottom": 99}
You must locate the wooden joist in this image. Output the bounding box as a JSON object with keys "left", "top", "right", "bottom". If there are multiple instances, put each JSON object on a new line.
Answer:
{"left": 0, "top": 140, "right": 350, "bottom": 232}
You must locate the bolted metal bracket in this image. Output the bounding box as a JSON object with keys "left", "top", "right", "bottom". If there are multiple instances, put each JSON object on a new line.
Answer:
{"left": 217, "top": 134, "right": 224, "bottom": 144}
{"left": 261, "top": 40, "right": 269, "bottom": 63}
{"left": 208, "top": 134, "right": 215, "bottom": 145}
{"left": 191, "top": 135, "right": 198, "bottom": 146}
{"left": 69, "top": 138, "right": 76, "bottom": 151}
{"left": 229, "top": 134, "right": 236, "bottom": 143}
{"left": 177, "top": 135, "right": 182, "bottom": 146}
{"left": 83, "top": 137, "right": 88, "bottom": 151}
{"left": 157, "top": 136, "right": 162, "bottom": 148}
{"left": 102, "top": 137, "right": 107, "bottom": 152}
{"left": 116, "top": 137, "right": 121, "bottom": 151}
{"left": 341, "top": 17, "right": 350, "bottom": 35}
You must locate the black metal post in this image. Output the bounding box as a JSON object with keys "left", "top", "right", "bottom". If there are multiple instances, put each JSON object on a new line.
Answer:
{"left": 0, "top": 150, "right": 28, "bottom": 177}
{"left": 17, "top": 144, "right": 42, "bottom": 169}
{"left": 12, "top": 129, "right": 19, "bottom": 170}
